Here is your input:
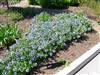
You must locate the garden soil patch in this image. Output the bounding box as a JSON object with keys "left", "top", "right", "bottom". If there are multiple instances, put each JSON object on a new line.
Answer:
{"left": 29, "top": 30, "right": 100, "bottom": 75}
{"left": 17, "top": 18, "right": 32, "bottom": 31}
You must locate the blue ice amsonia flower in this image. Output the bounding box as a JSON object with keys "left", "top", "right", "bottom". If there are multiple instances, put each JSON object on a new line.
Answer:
{"left": 2, "top": 70, "right": 7, "bottom": 75}
{"left": 14, "top": 71, "right": 17, "bottom": 75}
{"left": 13, "top": 67, "right": 17, "bottom": 71}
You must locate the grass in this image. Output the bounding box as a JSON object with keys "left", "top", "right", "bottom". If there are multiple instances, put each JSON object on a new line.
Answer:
{"left": 0, "top": 8, "right": 24, "bottom": 22}
{"left": 79, "top": 0, "right": 100, "bottom": 16}
{"left": 0, "top": 8, "right": 7, "bottom": 14}
{"left": 7, "top": 11, "right": 24, "bottom": 22}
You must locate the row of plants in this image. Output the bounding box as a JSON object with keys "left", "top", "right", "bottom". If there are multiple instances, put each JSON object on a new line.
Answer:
{"left": 0, "top": 23, "right": 21, "bottom": 48}
{"left": 29, "top": 0, "right": 80, "bottom": 8}
{"left": 0, "top": 12, "right": 92, "bottom": 75}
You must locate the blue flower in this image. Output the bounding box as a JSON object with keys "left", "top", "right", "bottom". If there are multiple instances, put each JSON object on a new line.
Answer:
{"left": 14, "top": 71, "right": 17, "bottom": 75}
{"left": 2, "top": 70, "right": 7, "bottom": 75}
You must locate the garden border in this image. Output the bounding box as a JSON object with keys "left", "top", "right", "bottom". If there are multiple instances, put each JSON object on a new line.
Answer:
{"left": 55, "top": 42, "right": 100, "bottom": 75}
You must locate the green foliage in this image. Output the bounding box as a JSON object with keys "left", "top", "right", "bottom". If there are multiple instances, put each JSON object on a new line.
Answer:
{"left": 18, "top": 7, "right": 35, "bottom": 18}
{"left": 70, "top": 0, "right": 79, "bottom": 5}
{"left": 28, "top": 0, "right": 38, "bottom": 5}
{"left": 0, "top": 8, "right": 7, "bottom": 15}
{"left": 7, "top": 11, "right": 24, "bottom": 22}
{"left": 0, "top": 12, "right": 92, "bottom": 75}
{"left": 0, "top": 23, "right": 21, "bottom": 48}
{"left": 57, "top": 58, "right": 71, "bottom": 66}
{"left": 29, "top": 0, "right": 80, "bottom": 8}
{"left": 34, "top": 12, "right": 52, "bottom": 22}
{"left": 0, "top": 0, "right": 3, "bottom": 2}
{"left": 37, "top": 0, "right": 70, "bottom": 8}
{"left": 98, "top": 22, "right": 100, "bottom": 25}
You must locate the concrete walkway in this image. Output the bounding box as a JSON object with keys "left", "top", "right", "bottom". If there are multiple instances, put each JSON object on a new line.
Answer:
{"left": 10, "top": 0, "right": 29, "bottom": 7}
{"left": 55, "top": 43, "right": 100, "bottom": 75}
{"left": 76, "top": 54, "right": 100, "bottom": 75}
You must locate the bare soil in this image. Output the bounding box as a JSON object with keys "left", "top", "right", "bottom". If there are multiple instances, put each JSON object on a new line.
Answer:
{"left": 17, "top": 18, "right": 32, "bottom": 31}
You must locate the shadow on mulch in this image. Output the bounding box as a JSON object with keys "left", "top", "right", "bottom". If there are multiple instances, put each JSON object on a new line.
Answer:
{"left": 72, "top": 30, "right": 97, "bottom": 45}
{"left": 27, "top": 60, "right": 66, "bottom": 75}
{"left": 88, "top": 15, "right": 100, "bottom": 22}
{"left": 8, "top": 7, "right": 35, "bottom": 19}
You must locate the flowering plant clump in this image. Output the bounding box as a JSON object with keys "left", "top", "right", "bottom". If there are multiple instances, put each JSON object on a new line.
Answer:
{"left": 0, "top": 12, "right": 92, "bottom": 75}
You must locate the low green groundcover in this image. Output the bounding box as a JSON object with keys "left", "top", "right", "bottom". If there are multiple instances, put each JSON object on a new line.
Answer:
{"left": 0, "top": 12, "right": 92, "bottom": 75}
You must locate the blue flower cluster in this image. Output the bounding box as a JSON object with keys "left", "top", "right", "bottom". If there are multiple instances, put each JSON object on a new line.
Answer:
{"left": 0, "top": 12, "right": 92, "bottom": 75}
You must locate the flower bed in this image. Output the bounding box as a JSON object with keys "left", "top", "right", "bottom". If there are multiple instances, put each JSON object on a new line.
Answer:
{"left": 0, "top": 12, "right": 92, "bottom": 75}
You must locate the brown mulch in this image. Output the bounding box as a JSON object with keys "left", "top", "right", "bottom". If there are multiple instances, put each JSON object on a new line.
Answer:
{"left": 0, "top": 15, "right": 10, "bottom": 24}
{"left": 0, "top": 48, "right": 7, "bottom": 59}
{"left": 31, "top": 30, "right": 100, "bottom": 75}
{"left": 17, "top": 18, "right": 32, "bottom": 31}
